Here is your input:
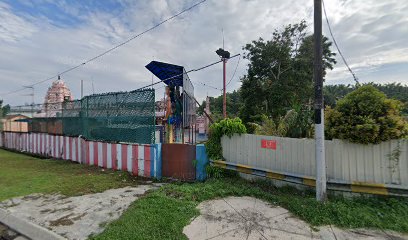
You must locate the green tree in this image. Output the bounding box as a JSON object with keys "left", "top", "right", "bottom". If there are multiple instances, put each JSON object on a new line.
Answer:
{"left": 323, "top": 83, "right": 408, "bottom": 114}
{"left": 197, "top": 90, "right": 243, "bottom": 118}
{"left": 324, "top": 84, "right": 354, "bottom": 108}
{"left": 325, "top": 85, "right": 408, "bottom": 144}
{"left": 240, "top": 20, "right": 336, "bottom": 123}
{"left": 373, "top": 83, "right": 408, "bottom": 114}
{"left": 0, "top": 100, "right": 10, "bottom": 117}
{"left": 253, "top": 104, "right": 314, "bottom": 138}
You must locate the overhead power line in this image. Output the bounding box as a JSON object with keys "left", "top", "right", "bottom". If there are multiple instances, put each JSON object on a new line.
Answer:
{"left": 322, "top": 0, "right": 359, "bottom": 85}
{"left": 105, "top": 55, "right": 239, "bottom": 111}
{"left": 138, "top": 53, "right": 240, "bottom": 90}
{"left": 0, "top": 0, "right": 207, "bottom": 97}
{"left": 10, "top": 57, "right": 234, "bottom": 110}
{"left": 226, "top": 54, "right": 241, "bottom": 87}
{"left": 195, "top": 81, "right": 222, "bottom": 91}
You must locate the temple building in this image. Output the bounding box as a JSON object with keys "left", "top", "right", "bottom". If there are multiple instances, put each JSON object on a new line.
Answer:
{"left": 40, "top": 76, "right": 73, "bottom": 117}
{"left": 196, "top": 96, "right": 211, "bottom": 135}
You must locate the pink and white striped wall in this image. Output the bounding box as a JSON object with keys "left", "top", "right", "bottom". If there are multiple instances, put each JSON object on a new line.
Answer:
{"left": 0, "top": 131, "right": 162, "bottom": 179}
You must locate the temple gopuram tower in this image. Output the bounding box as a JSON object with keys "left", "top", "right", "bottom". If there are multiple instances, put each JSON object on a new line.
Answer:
{"left": 43, "top": 76, "right": 73, "bottom": 117}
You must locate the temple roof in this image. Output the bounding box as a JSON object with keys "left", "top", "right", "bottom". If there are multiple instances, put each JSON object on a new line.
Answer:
{"left": 44, "top": 78, "right": 73, "bottom": 104}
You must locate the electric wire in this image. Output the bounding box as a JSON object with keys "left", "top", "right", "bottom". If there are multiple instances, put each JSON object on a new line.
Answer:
{"left": 112, "top": 55, "right": 239, "bottom": 109}
{"left": 137, "top": 53, "right": 239, "bottom": 91}
{"left": 226, "top": 54, "right": 241, "bottom": 87}
{"left": 10, "top": 55, "right": 239, "bottom": 112}
{"left": 322, "top": 0, "right": 359, "bottom": 85}
{"left": 195, "top": 81, "right": 222, "bottom": 91}
{"left": 0, "top": 0, "right": 207, "bottom": 97}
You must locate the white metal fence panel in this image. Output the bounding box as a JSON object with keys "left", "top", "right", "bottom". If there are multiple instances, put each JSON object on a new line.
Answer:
{"left": 221, "top": 134, "right": 408, "bottom": 186}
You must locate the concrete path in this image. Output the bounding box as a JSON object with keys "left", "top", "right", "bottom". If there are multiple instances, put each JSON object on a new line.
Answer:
{"left": 0, "top": 184, "right": 161, "bottom": 240}
{"left": 183, "top": 196, "right": 408, "bottom": 240}
{"left": 1, "top": 222, "right": 28, "bottom": 240}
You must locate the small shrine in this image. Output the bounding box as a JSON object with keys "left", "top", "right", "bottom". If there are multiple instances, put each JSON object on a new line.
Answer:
{"left": 146, "top": 61, "right": 196, "bottom": 144}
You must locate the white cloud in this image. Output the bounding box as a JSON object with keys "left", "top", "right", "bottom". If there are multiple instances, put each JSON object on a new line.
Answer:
{"left": 0, "top": 0, "right": 407, "bottom": 106}
{"left": 0, "top": 2, "right": 38, "bottom": 42}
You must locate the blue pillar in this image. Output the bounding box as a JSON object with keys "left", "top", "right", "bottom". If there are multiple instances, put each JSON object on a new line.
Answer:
{"left": 153, "top": 143, "right": 162, "bottom": 179}
{"left": 196, "top": 144, "right": 209, "bottom": 181}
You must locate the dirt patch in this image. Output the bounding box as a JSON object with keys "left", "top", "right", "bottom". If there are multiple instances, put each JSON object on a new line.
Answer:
{"left": 49, "top": 213, "right": 75, "bottom": 227}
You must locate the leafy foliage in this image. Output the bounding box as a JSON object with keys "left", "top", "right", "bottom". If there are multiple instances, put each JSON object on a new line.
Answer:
{"left": 240, "top": 20, "right": 336, "bottom": 123}
{"left": 324, "top": 84, "right": 354, "bottom": 108}
{"left": 204, "top": 165, "right": 238, "bottom": 179}
{"left": 325, "top": 85, "right": 408, "bottom": 144}
{"left": 0, "top": 100, "right": 10, "bottom": 117}
{"left": 205, "top": 118, "right": 247, "bottom": 160}
{"left": 197, "top": 90, "right": 243, "bottom": 120}
{"left": 254, "top": 105, "right": 314, "bottom": 138}
{"left": 324, "top": 83, "right": 408, "bottom": 114}
{"left": 95, "top": 178, "right": 408, "bottom": 239}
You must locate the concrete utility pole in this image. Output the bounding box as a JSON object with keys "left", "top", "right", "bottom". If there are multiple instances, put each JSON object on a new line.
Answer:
{"left": 314, "top": 0, "right": 327, "bottom": 202}
{"left": 81, "top": 79, "right": 84, "bottom": 99}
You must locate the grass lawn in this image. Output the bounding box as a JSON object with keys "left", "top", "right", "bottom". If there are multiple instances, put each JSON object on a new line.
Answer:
{"left": 94, "top": 178, "right": 408, "bottom": 240}
{"left": 1, "top": 149, "right": 408, "bottom": 239}
{"left": 0, "top": 149, "right": 140, "bottom": 201}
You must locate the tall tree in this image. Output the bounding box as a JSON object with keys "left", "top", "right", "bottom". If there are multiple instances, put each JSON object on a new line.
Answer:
{"left": 323, "top": 83, "right": 408, "bottom": 114}
{"left": 197, "top": 90, "right": 243, "bottom": 119}
{"left": 240, "top": 21, "right": 336, "bottom": 123}
{"left": 0, "top": 100, "right": 10, "bottom": 117}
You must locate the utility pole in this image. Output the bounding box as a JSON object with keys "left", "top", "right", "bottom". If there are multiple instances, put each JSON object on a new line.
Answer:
{"left": 314, "top": 0, "right": 327, "bottom": 202}
{"left": 216, "top": 48, "right": 230, "bottom": 119}
{"left": 223, "top": 58, "right": 227, "bottom": 118}
{"left": 23, "top": 86, "right": 34, "bottom": 117}
{"left": 81, "top": 79, "right": 84, "bottom": 99}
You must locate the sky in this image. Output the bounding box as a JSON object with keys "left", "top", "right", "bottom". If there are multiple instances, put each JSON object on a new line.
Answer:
{"left": 0, "top": 0, "right": 407, "bottom": 106}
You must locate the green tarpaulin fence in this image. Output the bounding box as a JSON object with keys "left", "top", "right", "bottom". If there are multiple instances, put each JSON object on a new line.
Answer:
{"left": 61, "top": 89, "right": 155, "bottom": 144}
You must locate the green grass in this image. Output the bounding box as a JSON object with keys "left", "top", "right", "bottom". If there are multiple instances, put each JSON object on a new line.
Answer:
{"left": 94, "top": 178, "right": 408, "bottom": 240}
{"left": 0, "top": 149, "right": 140, "bottom": 201}
{"left": 1, "top": 149, "right": 408, "bottom": 239}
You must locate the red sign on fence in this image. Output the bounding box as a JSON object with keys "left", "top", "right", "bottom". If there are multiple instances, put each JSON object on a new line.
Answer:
{"left": 261, "top": 139, "right": 277, "bottom": 150}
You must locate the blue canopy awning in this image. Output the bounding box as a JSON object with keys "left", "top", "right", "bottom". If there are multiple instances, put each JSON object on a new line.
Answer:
{"left": 145, "top": 61, "right": 184, "bottom": 87}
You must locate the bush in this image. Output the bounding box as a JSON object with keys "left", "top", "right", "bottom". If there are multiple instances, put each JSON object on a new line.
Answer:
{"left": 205, "top": 118, "right": 247, "bottom": 160}
{"left": 253, "top": 105, "right": 314, "bottom": 138}
{"left": 325, "top": 85, "right": 408, "bottom": 144}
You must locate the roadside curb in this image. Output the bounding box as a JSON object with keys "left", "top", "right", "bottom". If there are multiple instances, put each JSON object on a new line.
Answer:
{"left": 0, "top": 208, "right": 66, "bottom": 240}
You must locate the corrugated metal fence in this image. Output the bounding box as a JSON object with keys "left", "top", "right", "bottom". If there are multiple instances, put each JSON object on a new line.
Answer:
{"left": 221, "top": 134, "right": 408, "bottom": 195}
{"left": 0, "top": 131, "right": 161, "bottom": 179}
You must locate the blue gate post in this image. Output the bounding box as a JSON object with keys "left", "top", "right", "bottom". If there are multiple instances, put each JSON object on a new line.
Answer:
{"left": 196, "top": 144, "right": 209, "bottom": 181}
{"left": 153, "top": 143, "right": 162, "bottom": 179}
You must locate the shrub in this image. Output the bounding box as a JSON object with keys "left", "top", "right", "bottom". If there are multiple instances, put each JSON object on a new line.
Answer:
{"left": 205, "top": 118, "right": 247, "bottom": 160}
{"left": 253, "top": 105, "right": 314, "bottom": 138}
{"left": 325, "top": 85, "right": 408, "bottom": 144}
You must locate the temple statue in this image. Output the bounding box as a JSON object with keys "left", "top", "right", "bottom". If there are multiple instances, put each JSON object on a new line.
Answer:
{"left": 164, "top": 86, "right": 173, "bottom": 143}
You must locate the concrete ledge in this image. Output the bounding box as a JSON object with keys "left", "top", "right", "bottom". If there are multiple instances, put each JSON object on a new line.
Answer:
{"left": 211, "top": 160, "right": 408, "bottom": 197}
{"left": 0, "top": 208, "right": 65, "bottom": 240}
